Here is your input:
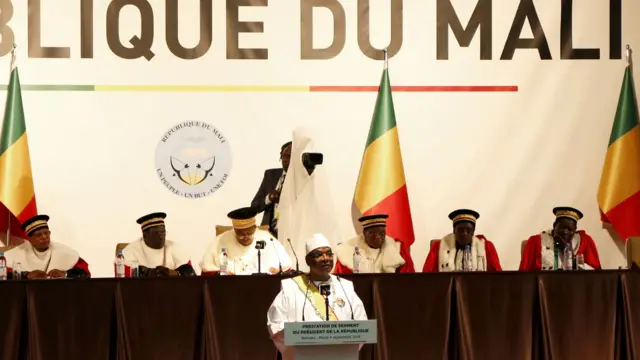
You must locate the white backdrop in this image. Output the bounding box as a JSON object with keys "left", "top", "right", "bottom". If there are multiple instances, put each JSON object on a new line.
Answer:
{"left": 0, "top": 0, "right": 638, "bottom": 276}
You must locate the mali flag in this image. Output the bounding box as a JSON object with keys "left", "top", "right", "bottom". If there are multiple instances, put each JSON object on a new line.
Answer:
{"left": 597, "top": 65, "right": 640, "bottom": 241}
{"left": 351, "top": 64, "right": 415, "bottom": 246}
{"left": 0, "top": 60, "right": 38, "bottom": 240}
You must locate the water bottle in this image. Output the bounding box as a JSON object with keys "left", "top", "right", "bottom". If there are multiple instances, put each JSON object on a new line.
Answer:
{"left": 115, "top": 249, "right": 125, "bottom": 278}
{"left": 220, "top": 248, "right": 229, "bottom": 275}
{"left": 563, "top": 244, "right": 573, "bottom": 271}
{"left": 462, "top": 245, "right": 472, "bottom": 271}
{"left": 353, "top": 246, "right": 362, "bottom": 273}
{"left": 0, "top": 252, "right": 7, "bottom": 280}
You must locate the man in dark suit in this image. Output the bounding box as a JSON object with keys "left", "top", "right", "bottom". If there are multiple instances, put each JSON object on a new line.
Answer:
{"left": 251, "top": 142, "right": 291, "bottom": 238}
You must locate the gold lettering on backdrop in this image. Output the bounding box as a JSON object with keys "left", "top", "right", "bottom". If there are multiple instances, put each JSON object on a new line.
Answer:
{"left": 436, "top": 0, "right": 491, "bottom": 60}
{"left": 0, "top": 0, "right": 14, "bottom": 57}
{"left": 28, "top": 0, "right": 70, "bottom": 58}
{"left": 226, "top": 0, "right": 268, "bottom": 60}
{"left": 106, "top": 0, "right": 155, "bottom": 61}
{"left": 300, "top": 0, "right": 346, "bottom": 60}
{"left": 166, "top": 0, "right": 212, "bottom": 60}
{"left": 357, "top": 0, "right": 403, "bottom": 61}
{"left": 80, "top": 0, "right": 93, "bottom": 58}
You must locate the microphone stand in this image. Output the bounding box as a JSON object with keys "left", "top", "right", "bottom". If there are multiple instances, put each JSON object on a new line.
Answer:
{"left": 252, "top": 241, "right": 269, "bottom": 276}
{"left": 325, "top": 297, "right": 330, "bottom": 321}
{"left": 257, "top": 249, "right": 262, "bottom": 274}
{"left": 287, "top": 238, "right": 304, "bottom": 276}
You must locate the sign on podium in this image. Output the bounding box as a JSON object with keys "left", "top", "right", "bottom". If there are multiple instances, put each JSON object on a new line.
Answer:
{"left": 284, "top": 320, "right": 377, "bottom": 360}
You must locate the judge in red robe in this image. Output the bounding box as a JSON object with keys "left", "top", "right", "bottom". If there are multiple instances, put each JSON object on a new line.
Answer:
{"left": 422, "top": 209, "right": 502, "bottom": 272}
{"left": 519, "top": 206, "right": 601, "bottom": 271}
{"left": 5, "top": 214, "right": 90, "bottom": 279}
{"left": 334, "top": 214, "right": 414, "bottom": 274}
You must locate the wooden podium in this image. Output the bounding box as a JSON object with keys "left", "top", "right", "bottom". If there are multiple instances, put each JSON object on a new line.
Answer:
{"left": 284, "top": 320, "right": 377, "bottom": 360}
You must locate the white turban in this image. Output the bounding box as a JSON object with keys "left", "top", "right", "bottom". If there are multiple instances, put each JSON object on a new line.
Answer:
{"left": 305, "top": 233, "right": 331, "bottom": 255}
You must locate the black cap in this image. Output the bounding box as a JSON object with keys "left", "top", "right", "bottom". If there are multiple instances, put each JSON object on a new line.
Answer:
{"left": 227, "top": 207, "right": 257, "bottom": 229}
{"left": 21, "top": 214, "right": 50, "bottom": 236}
{"left": 448, "top": 209, "right": 480, "bottom": 225}
{"left": 358, "top": 214, "right": 389, "bottom": 230}
{"left": 137, "top": 212, "right": 167, "bottom": 231}
{"left": 553, "top": 207, "right": 583, "bottom": 222}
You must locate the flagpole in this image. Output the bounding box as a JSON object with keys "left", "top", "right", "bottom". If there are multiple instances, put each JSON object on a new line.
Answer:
{"left": 383, "top": 47, "right": 388, "bottom": 69}
{"left": 5, "top": 44, "right": 15, "bottom": 247}
{"left": 627, "top": 44, "right": 633, "bottom": 72}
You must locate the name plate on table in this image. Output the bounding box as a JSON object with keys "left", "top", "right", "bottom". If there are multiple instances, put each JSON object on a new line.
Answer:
{"left": 284, "top": 320, "right": 377, "bottom": 346}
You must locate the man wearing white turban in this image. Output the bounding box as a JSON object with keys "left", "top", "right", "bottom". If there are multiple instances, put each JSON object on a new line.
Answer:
{"left": 266, "top": 233, "right": 368, "bottom": 360}
{"left": 277, "top": 127, "right": 342, "bottom": 272}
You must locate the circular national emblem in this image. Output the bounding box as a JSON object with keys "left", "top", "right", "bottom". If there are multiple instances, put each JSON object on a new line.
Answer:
{"left": 155, "top": 121, "right": 232, "bottom": 199}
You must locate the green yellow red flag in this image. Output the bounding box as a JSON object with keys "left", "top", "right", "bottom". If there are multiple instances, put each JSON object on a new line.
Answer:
{"left": 597, "top": 65, "right": 640, "bottom": 241}
{"left": 351, "top": 60, "right": 415, "bottom": 246}
{"left": 0, "top": 50, "right": 38, "bottom": 240}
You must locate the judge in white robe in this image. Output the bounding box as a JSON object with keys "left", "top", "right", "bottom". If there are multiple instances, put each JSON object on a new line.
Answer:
{"left": 277, "top": 127, "right": 342, "bottom": 273}
{"left": 121, "top": 212, "right": 195, "bottom": 277}
{"left": 267, "top": 233, "right": 368, "bottom": 360}
{"left": 200, "top": 207, "right": 292, "bottom": 275}
{"left": 5, "top": 214, "right": 90, "bottom": 279}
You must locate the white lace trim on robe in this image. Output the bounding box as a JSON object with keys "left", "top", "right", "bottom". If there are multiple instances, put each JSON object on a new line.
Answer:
{"left": 199, "top": 229, "right": 290, "bottom": 273}
{"left": 4, "top": 241, "right": 79, "bottom": 272}
{"left": 540, "top": 230, "right": 580, "bottom": 271}
{"left": 122, "top": 238, "right": 190, "bottom": 270}
{"left": 335, "top": 235, "right": 405, "bottom": 273}
{"left": 437, "top": 234, "right": 486, "bottom": 272}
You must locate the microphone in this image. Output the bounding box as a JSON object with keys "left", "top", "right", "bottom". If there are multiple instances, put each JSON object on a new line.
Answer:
{"left": 287, "top": 238, "right": 301, "bottom": 274}
{"left": 255, "top": 240, "right": 267, "bottom": 275}
{"left": 270, "top": 238, "right": 283, "bottom": 274}
{"left": 319, "top": 284, "right": 331, "bottom": 321}
{"left": 301, "top": 277, "right": 311, "bottom": 321}
{"left": 337, "top": 277, "right": 355, "bottom": 320}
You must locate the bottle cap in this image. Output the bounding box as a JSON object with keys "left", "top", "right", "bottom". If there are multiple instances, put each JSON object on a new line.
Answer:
{"left": 354, "top": 246, "right": 359, "bottom": 251}
{"left": 222, "top": 248, "right": 227, "bottom": 252}
{"left": 117, "top": 249, "right": 123, "bottom": 254}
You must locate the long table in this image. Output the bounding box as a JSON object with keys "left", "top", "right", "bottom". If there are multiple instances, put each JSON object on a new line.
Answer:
{"left": 0, "top": 270, "right": 639, "bottom": 360}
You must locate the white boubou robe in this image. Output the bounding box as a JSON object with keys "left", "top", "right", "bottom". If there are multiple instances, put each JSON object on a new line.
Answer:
{"left": 199, "top": 229, "right": 292, "bottom": 274}
{"left": 335, "top": 235, "right": 405, "bottom": 273}
{"left": 539, "top": 230, "right": 593, "bottom": 270}
{"left": 122, "top": 238, "right": 191, "bottom": 269}
{"left": 438, "top": 234, "right": 487, "bottom": 272}
{"left": 5, "top": 241, "right": 80, "bottom": 272}
{"left": 267, "top": 274, "right": 368, "bottom": 360}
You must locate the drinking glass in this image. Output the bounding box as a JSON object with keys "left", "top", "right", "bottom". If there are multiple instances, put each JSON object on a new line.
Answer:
{"left": 476, "top": 256, "right": 486, "bottom": 271}
{"left": 130, "top": 260, "right": 139, "bottom": 278}
{"left": 576, "top": 254, "right": 585, "bottom": 269}
{"left": 13, "top": 262, "right": 22, "bottom": 280}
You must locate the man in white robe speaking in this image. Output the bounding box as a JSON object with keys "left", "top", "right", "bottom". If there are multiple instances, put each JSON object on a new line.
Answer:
{"left": 5, "top": 214, "right": 90, "bottom": 279}
{"left": 267, "top": 233, "right": 368, "bottom": 360}
{"left": 200, "top": 207, "right": 291, "bottom": 275}
{"left": 277, "top": 128, "right": 342, "bottom": 272}
{"left": 121, "top": 212, "right": 195, "bottom": 277}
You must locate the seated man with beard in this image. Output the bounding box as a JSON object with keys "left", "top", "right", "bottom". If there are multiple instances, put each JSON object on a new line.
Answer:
{"left": 422, "top": 209, "right": 502, "bottom": 272}
{"left": 519, "top": 207, "right": 601, "bottom": 271}
{"left": 200, "top": 207, "right": 291, "bottom": 275}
